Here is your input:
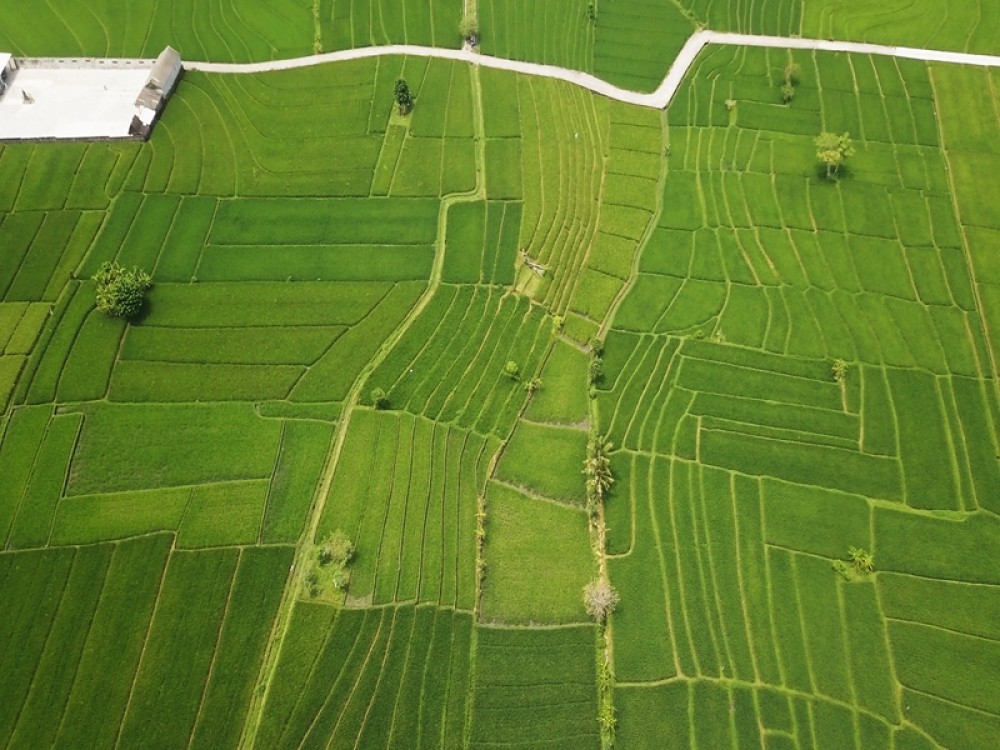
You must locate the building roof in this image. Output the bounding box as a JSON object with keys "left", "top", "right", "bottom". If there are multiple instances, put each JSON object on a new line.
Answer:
{"left": 0, "top": 53, "right": 12, "bottom": 72}
{"left": 147, "top": 46, "right": 181, "bottom": 92}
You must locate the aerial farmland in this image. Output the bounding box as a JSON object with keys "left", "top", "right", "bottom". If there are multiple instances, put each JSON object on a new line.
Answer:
{"left": 0, "top": 1, "right": 998, "bottom": 748}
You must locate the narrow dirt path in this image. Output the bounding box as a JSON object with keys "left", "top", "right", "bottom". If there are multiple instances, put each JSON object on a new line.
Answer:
{"left": 185, "top": 30, "right": 1000, "bottom": 109}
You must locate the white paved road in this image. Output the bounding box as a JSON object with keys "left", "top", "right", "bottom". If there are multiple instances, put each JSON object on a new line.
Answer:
{"left": 185, "top": 30, "right": 1000, "bottom": 109}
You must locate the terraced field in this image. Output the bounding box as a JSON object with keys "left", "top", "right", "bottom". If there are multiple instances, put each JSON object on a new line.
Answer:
{"left": 600, "top": 44, "right": 1000, "bottom": 749}
{"left": 2, "top": 7, "right": 1000, "bottom": 750}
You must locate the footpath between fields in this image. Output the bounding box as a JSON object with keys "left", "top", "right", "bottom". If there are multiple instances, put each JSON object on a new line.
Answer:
{"left": 184, "top": 29, "right": 1000, "bottom": 109}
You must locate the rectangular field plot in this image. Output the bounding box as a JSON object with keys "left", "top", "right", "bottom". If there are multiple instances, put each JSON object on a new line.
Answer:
{"left": 317, "top": 410, "right": 498, "bottom": 609}
{"left": 481, "top": 0, "right": 595, "bottom": 73}
{"left": 479, "top": 481, "right": 593, "bottom": 624}
{"left": 469, "top": 624, "right": 599, "bottom": 749}
{"left": 495, "top": 420, "right": 588, "bottom": 505}
{"left": 257, "top": 603, "right": 472, "bottom": 750}
{"left": 67, "top": 403, "right": 282, "bottom": 495}
{"left": 443, "top": 200, "right": 521, "bottom": 285}
{"left": 149, "top": 62, "right": 416, "bottom": 198}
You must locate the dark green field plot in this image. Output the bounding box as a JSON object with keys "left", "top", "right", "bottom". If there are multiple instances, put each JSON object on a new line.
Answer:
{"left": 469, "top": 624, "right": 600, "bottom": 749}
{"left": 257, "top": 603, "right": 472, "bottom": 749}
{"left": 0, "top": 536, "right": 290, "bottom": 749}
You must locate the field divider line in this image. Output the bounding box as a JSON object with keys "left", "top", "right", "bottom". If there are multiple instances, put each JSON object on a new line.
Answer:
{"left": 238, "top": 65, "right": 489, "bottom": 748}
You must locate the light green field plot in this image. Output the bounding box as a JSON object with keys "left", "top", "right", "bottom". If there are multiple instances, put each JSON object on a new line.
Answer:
{"left": 802, "top": 0, "right": 1000, "bottom": 55}
{"left": 523, "top": 337, "right": 591, "bottom": 424}
{"left": 0, "top": 0, "right": 315, "bottom": 61}
{"left": 481, "top": 0, "right": 694, "bottom": 92}
{"left": 495, "top": 420, "right": 589, "bottom": 504}
{"left": 320, "top": 0, "right": 455, "bottom": 51}
{"left": 479, "top": 481, "right": 593, "bottom": 624}
{"left": 316, "top": 410, "right": 498, "bottom": 609}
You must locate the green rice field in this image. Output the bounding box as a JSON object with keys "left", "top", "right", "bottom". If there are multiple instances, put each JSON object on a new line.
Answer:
{"left": 1, "top": 4, "right": 1000, "bottom": 749}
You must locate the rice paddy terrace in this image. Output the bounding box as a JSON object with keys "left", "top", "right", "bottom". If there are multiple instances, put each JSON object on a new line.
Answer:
{"left": 1, "top": 1, "right": 999, "bottom": 749}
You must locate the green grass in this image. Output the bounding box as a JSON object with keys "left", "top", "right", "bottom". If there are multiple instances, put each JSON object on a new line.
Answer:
{"left": 524, "top": 338, "right": 591, "bottom": 424}
{"left": 67, "top": 403, "right": 281, "bottom": 494}
{"left": 479, "top": 481, "right": 593, "bottom": 624}
{"left": 495, "top": 421, "right": 588, "bottom": 504}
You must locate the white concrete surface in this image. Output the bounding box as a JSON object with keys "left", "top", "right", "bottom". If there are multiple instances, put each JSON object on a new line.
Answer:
{"left": 186, "top": 30, "right": 1000, "bottom": 110}
{"left": 0, "top": 65, "right": 151, "bottom": 140}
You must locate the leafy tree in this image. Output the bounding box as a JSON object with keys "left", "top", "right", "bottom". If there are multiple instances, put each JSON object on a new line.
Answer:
{"left": 504, "top": 360, "right": 520, "bottom": 380}
{"left": 92, "top": 261, "right": 151, "bottom": 319}
{"left": 583, "top": 577, "right": 620, "bottom": 621}
{"left": 815, "top": 131, "right": 854, "bottom": 179}
{"left": 370, "top": 387, "right": 389, "bottom": 410}
{"left": 459, "top": 13, "right": 479, "bottom": 42}
{"left": 319, "top": 530, "right": 355, "bottom": 567}
{"left": 394, "top": 78, "right": 414, "bottom": 115}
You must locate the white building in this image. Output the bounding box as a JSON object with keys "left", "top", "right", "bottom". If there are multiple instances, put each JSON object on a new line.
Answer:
{"left": 0, "top": 47, "right": 181, "bottom": 141}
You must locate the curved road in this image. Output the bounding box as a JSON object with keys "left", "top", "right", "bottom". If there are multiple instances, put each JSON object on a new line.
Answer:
{"left": 185, "top": 29, "right": 1000, "bottom": 109}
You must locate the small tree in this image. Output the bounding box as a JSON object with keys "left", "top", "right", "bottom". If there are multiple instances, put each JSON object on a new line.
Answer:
{"left": 504, "top": 360, "right": 520, "bottom": 380}
{"left": 831, "top": 359, "right": 848, "bottom": 383}
{"left": 815, "top": 131, "right": 854, "bottom": 179}
{"left": 459, "top": 13, "right": 478, "bottom": 43}
{"left": 583, "top": 577, "right": 620, "bottom": 622}
{"left": 370, "top": 387, "right": 389, "bottom": 410}
{"left": 849, "top": 546, "right": 874, "bottom": 574}
{"left": 781, "top": 62, "right": 800, "bottom": 103}
{"left": 394, "top": 78, "right": 414, "bottom": 115}
{"left": 92, "top": 261, "right": 152, "bottom": 319}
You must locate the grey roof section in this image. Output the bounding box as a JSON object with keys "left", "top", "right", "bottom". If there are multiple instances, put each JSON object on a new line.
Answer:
{"left": 134, "top": 46, "right": 181, "bottom": 110}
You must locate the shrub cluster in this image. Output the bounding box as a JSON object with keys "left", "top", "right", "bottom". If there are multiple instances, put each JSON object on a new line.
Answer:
{"left": 92, "top": 261, "right": 152, "bottom": 319}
